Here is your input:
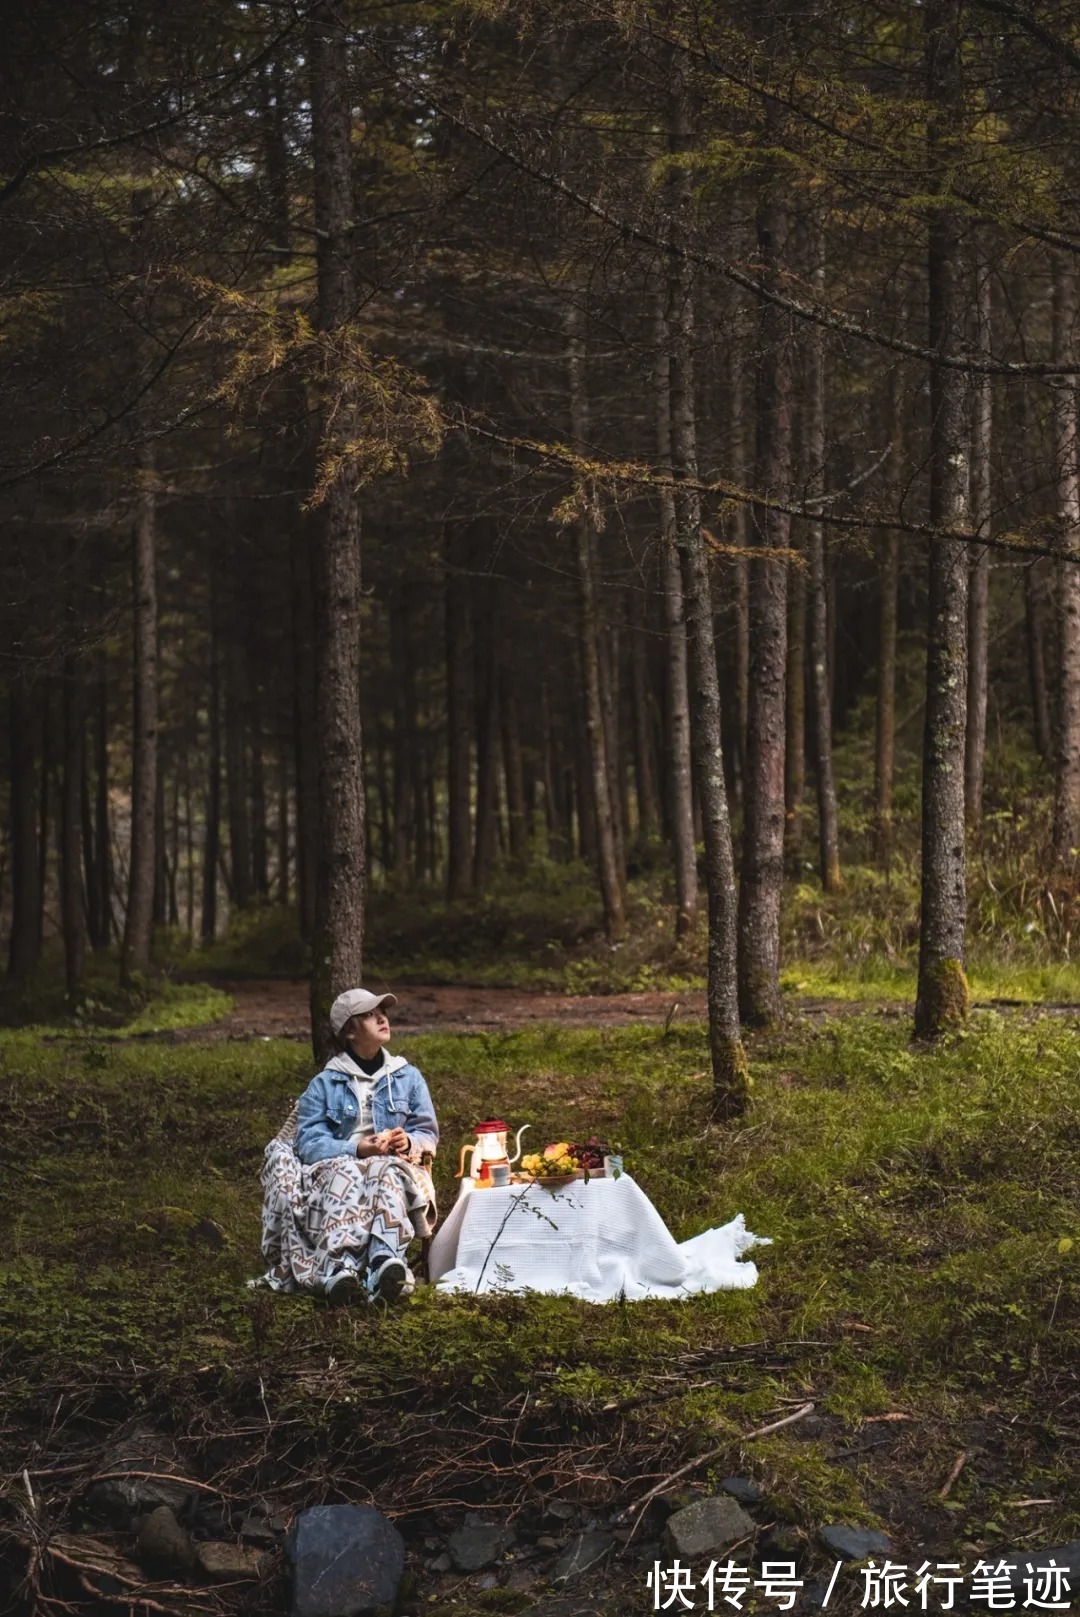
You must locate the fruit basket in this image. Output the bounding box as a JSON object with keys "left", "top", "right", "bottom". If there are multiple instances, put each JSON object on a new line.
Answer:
{"left": 516, "top": 1137, "right": 615, "bottom": 1188}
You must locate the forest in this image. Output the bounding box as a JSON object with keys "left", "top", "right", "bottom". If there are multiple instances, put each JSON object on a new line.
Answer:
{"left": 4, "top": 1, "right": 1080, "bottom": 1614}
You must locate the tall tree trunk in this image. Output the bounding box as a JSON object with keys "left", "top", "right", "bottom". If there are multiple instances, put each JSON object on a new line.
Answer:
{"left": 38, "top": 681, "right": 51, "bottom": 956}
{"left": 631, "top": 602, "right": 660, "bottom": 845}
{"left": 277, "top": 749, "right": 290, "bottom": 905}
{"left": 291, "top": 533, "right": 318, "bottom": 937}
{"left": 806, "top": 235, "right": 843, "bottom": 892}
{"left": 1025, "top": 560, "right": 1053, "bottom": 761}
{"left": 224, "top": 624, "right": 252, "bottom": 910}
{"left": 501, "top": 658, "right": 528, "bottom": 864}
{"left": 567, "top": 297, "right": 625, "bottom": 940}
{"left": 875, "top": 368, "right": 903, "bottom": 869}
{"left": 92, "top": 658, "right": 112, "bottom": 947}
{"left": 308, "top": 0, "right": 366, "bottom": 1058}
{"left": 1052, "top": 251, "right": 1080, "bottom": 863}
{"left": 730, "top": 352, "right": 751, "bottom": 799}
{"left": 121, "top": 440, "right": 159, "bottom": 985}
{"left": 445, "top": 521, "right": 474, "bottom": 896}
{"left": 654, "top": 291, "right": 698, "bottom": 937}
{"left": 965, "top": 243, "right": 993, "bottom": 825}
{"left": 390, "top": 596, "right": 414, "bottom": 876}
{"left": 784, "top": 550, "right": 806, "bottom": 865}
{"left": 915, "top": 0, "right": 971, "bottom": 1038}
{"left": 250, "top": 710, "right": 269, "bottom": 899}
{"left": 666, "top": 70, "right": 746, "bottom": 1112}
{"left": 7, "top": 683, "right": 41, "bottom": 978}
{"left": 202, "top": 617, "right": 222, "bottom": 942}
{"left": 153, "top": 761, "right": 168, "bottom": 927}
{"left": 738, "top": 172, "right": 792, "bottom": 1028}
{"left": 473, "top": 578, "right": 501, "bottom": 890}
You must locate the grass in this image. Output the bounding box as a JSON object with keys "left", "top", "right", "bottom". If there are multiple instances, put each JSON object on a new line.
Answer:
{"left": 2, "top": 1007, "right": 1079, "bottom": 1578}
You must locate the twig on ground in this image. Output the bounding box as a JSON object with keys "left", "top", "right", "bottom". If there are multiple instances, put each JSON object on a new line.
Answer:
{"left": 619, "top": 1402, "right": 816, "bottom": 1543}
{"left": 938, "top": 1451, "right": 968, "bottom": 1500}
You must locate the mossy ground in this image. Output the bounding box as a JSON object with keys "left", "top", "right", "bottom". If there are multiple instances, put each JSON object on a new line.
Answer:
{"left": 2, "top": 1004, "right": 1079, "bottom": 1607}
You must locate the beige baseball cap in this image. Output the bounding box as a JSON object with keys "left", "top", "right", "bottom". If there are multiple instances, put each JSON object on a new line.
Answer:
{"left": 329, "top": 987, "right": 398, "bottom": 1035}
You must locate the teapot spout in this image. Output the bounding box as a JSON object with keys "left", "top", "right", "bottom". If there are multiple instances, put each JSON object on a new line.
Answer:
{"left": 509, "top": 1124, "right": 531, "bottom": 1165}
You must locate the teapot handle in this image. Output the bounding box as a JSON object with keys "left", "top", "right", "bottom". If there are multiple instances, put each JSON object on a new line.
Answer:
{"left": 457, "top": 1142, "right": 478, "bottom": 1179}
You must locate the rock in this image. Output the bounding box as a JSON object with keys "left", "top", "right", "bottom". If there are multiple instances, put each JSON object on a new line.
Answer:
{"left": 286, "top": 1505, "right": 405, "bottom": 1617}
{"left": 239, "top": 1512, "right": 278, "bottom": 1547}
{"left": 447, "top": 1522, "right": 516, "bottom": 1573}
{"left": 429, "top": 1553, "right": 453, "bottom": 1574}
{"left": 792, "top": 1416, "right": 826, "bottom": 1440}
{"left": 536, "top": 1536, "right": 559, "bottom": 1551}
{"left": 82, "top": 1429, "right": 197, "bottom": 1529}
{"left": 476, "top": 1573, "right": 498, "bottom": 1590}
{"left": 196, "top": 1541, "right": 264, "bottom": 1582}
{"left": 552, "top": 1531, "right": 615, "bottom": 1583}
{"left": 722, "top": 1477, "right": 764, "bottom": 1506}
{"left": 136, "top": 1506, "right": 198, "bottom": 1577}
{"left": 1000, "top": 1541, "right": 1080, "bottom": 1601}
{"left": 819, "top": 1526, "right": 891, "bottom": 1561}
{"left": 545, "top": 1500, "right": 577, "bottom": 1523}
{"left": 49, "top": 1534, "right": 147, "bottom": 1599}
{"left": 664, "top": 1498, "right": 757, "bottom": 1561}
{"left": 186, "top": 1496, "right": 231, "bottom": 1539}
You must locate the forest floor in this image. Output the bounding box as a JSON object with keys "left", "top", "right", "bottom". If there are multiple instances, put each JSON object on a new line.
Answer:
{"left": 3, "top": 988, "right": 1080, "bottom": 1617}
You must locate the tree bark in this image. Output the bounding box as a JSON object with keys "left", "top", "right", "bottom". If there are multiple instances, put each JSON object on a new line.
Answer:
{"left": 1052, "top": 251, "right": 1080, "bottom": 862}
{"left": 631, "top": 600, "right": 661, "bottom": 845}
{"left": 875, "top": 366, "right": 903, "bottom": 869}
{"left": 738, "top": 173, "right": 792, "bottom": 1029}
{"left": 915, "top": 0, "right": 971, "bottom": 1039}
{"left": 784, "top": 548, "right": 806, "bottom": 865}
{"left": 291, "top": 532, "right": 318, "bottom": 937}
{"left": 224, "top": 621, "right": 252, "bottom": 910}
{"left": 473, "top": 576, "right": 501, "bottom": 890}
{"left": 308, "top": 0, "right": 367, "bottom": 1059}
{"left": 89, "top": 656, "right": 112, "bottom": 948}
{"left": 445, "top": 521, "right": 474, "bottom": 896}
{"left": 666, "top": 75, "right": 747, "bottom": 1114}
{"left": 202, "top": 613, "right": 222, "bottom": 942}
{"left": 121, "top": 439, "right": 159, "bottom": 985}
{"left": 250, "top": 708, "right": 269, "bottom": 899}
{"left": 806, "top": 235, "right": 843, "bottom": 892}
{"left": 501, "top": 656, "right": 528, "bottom": 864}
{"left": 567, "top": 297, "right": 625, "bottom": 940}
{"left": 654, "top": 291, "right": 698, "bottom": 937}
{"left": 1025, "top": 560, "right": 1053, "bottom": 761}
{"left": 7, "top": 682, "right": 41, "bottom": 978}
{"left": 965, "top": 243, "right": 993, "bottom": 825}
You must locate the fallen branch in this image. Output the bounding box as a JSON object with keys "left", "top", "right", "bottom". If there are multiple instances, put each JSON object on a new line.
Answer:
{"left": 619, "top": 1402, "right": 816, "bottom": 1542}
{"left": 938, "top": 1452, "right": 968, "bottom": 1500}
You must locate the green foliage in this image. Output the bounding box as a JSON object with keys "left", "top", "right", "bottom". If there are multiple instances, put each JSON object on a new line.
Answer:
{"left": 3, "top": 1010, "right": 1080, "bottom": 1547}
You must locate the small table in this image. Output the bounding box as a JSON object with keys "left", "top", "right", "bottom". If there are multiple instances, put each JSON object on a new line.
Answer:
{"left": 428, "top": 1175, "right": 766, "bottom": 1302}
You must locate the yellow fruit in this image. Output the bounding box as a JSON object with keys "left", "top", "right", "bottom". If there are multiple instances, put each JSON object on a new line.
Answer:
{"left": 543, "top": 1142, "right": 570, "bottom": 1160}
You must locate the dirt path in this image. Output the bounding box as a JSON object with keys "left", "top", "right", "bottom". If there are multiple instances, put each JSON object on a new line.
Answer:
{"left": 192, "top": 978, "right": 715, "bottom": 1041}
{"left": 177, "top": 977, "right": 923, "bottom": 1042}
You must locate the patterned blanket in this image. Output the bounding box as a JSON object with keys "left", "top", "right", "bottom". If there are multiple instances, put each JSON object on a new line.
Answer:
{"left": 257, "top": 1104, "right": 438, "bottom": 1295}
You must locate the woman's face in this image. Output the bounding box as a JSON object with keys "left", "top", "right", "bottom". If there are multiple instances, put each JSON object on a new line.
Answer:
{"left": 347, "top": 1009, "right": 391, "bottom": 1059}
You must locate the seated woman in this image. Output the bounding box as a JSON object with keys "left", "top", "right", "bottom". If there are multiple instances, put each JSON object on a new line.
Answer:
{"left": 259, "top": 988, "right": 438, "bottom": 1305}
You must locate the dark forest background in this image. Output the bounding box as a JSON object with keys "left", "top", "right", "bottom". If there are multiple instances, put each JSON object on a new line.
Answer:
{"left": 5, "top": 0, "right": 1080, "bottom": 1090}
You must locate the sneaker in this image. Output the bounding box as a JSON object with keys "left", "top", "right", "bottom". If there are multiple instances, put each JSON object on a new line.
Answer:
{"left": 325, "top": 1270, "right": 361, "bottom": 1307}
{"left": 367, "top": 1256, "right": 410, "bottom": 1304}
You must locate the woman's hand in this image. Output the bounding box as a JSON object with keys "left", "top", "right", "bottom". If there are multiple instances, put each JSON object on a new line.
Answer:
{"left": 356, "top": 1129, "right": 410, "bottom": 1159}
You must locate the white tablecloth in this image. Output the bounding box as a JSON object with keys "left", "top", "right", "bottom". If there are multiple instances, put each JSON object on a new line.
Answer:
{"left": 428, "top": 1174, "right": 769, "bottom": 1302}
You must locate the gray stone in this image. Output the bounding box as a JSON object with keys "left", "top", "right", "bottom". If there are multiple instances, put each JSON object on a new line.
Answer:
{"left": 722, "top": 1477, "right": 764, "bottom": 1506}
{"left": 286, "top": 1504, "right": 405, "bottom": 1617}
{"left": 477, "top": 1573, "right": 498, "bottom": 1590}
{"left": 136, "top": 1506, "right": 198, "bottom": 1577}
{"left": 239, "top": 1512, "right": 278, "bottom": 1547}
{"left": 999, "top": 1542, "right": 1080, "bottom": 1601}
{"left": 428, "top": 1552, "right": 453, "bottom": 1574}
{"left": 447, "top": 1522, "right": 515, "bottom": 1573}
{"left": 819, "top": 1526, "right": 891, "bottom": 1562}
{"left": 536, "top": 1536, "right": 559, "bottom": 1551}
{"left": 545, "top": 1500, "right": 577, "bottom": 1522}
{"left": 664, "top": 1498, "right": 757, "bottom": 1561}
{"left": 196, "top": 1541, "right": 264, "bottom": 1582}
{"left": 82, "top": 1429, "right": 196, "bottom": 1529}
{"left": 552, "top": 1531, "right": 615, "bottom": 1583}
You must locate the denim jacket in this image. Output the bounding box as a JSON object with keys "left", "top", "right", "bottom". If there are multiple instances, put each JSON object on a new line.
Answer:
{"left": 294, "top": 1051, "right": 439, "bottom": 1166}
